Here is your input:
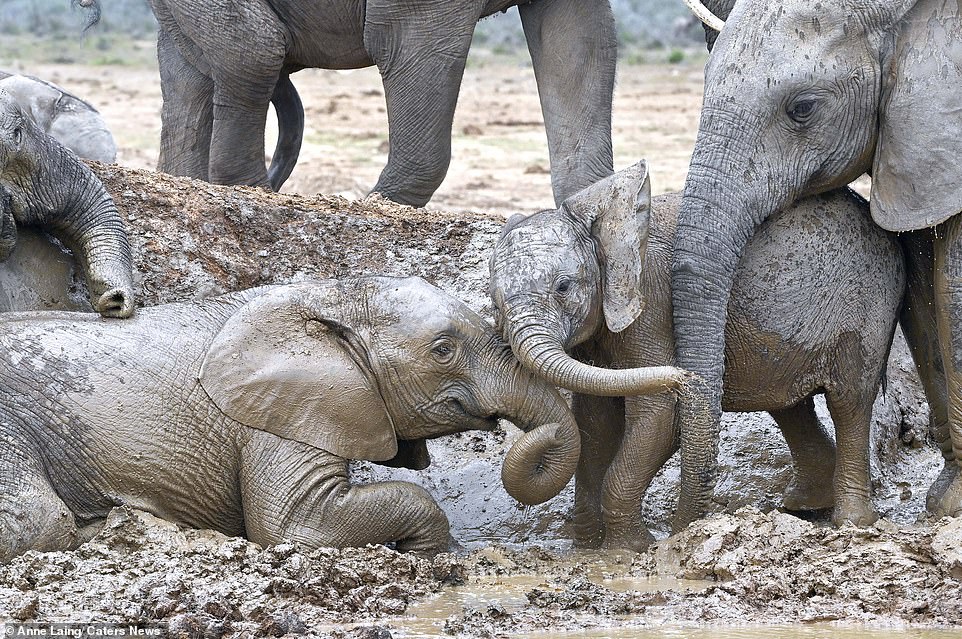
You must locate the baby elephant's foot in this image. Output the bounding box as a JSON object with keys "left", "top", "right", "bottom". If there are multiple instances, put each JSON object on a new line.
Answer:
{"left": 832, "top": 495, "right": 878, "bottom": 527}
{"left": 926, "top": 462, "right": 961, "bottom": 516}
{"left": 782, "top": 471, "right": 835, "bottom": 511}
{"left": 603, "top": 528, "right": 656, "bottom": 553}
{"left": 928, "top": 470, "right": 962, "bottom": 518}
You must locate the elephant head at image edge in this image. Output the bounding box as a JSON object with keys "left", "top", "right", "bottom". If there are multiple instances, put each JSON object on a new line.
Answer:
{"left": 0, "top": 87, "right": 133, "bottom": 317}
{"left": 673, "top": 0, "right": 962, "bottom": 519}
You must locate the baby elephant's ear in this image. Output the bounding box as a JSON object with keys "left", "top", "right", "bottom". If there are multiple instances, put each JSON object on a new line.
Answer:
{"left": 563, "top": 161, "right": 651, "bottom": 333}
{"left": 199, "top": 284, "right": 399, "bottom": 462}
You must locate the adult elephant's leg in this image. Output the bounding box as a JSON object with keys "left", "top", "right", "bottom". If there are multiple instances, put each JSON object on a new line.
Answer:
{"left": 899, "top": 230, "right": 956, "bottom": 511}
{"left": 519, "top": 0, "right": 615, "bottom": 205}
{"left": 363, "top": 1, "right": 482, "bottom": 206}
{"left": 932, "top": 217, "right": 962, "bottom": 517}
{"left": 0, "top": 432, "right": 79, "bottom": 561}
{"left": 240, "top": 435, "right": 450, "bottom": 552}
{"left": 769, "top": 398, "right": 836, "bottom": 511}
{"left": 156, "top": 28, "right": 213, "bottom": 181}
{"left": 570, "top": 393, "right": 624, "bottom": 548}
{"left": 601, "top": 393, "right": 674, "bottom": 551}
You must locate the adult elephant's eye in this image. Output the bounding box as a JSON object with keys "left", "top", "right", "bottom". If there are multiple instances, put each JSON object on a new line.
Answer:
{"left": 787, "top": 98, "right": 817, "bottom": 124}
{"left": 555, "top": 277, "right": 573, "bottom": 296}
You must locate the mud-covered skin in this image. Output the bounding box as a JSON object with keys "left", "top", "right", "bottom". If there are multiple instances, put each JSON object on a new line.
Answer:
{"left": 0, "top": 277, "right": 580, "bottom": 561}
{"left": 0, "top": 89, "right": 133, "bottom": 318}
{"left": 0, "top": 71, "right": 116, "bottom": 163}
{"left": 132, "top": 0, "right": 615, "bottom": 204}
{"left": 673, "top": 0, "right": 962, "bottom": 523}
{"left": 490, "top": 165, "right": 904, "bottom": 549}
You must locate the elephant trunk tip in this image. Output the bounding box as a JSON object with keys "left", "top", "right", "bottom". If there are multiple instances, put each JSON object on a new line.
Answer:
{"left": 94, "top": 287, "right": 135, "bottom": 318}
{"left": 672, "top": 371, "right": 720, "bottom": 532}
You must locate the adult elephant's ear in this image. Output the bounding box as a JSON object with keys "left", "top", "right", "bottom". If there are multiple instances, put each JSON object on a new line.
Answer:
{"left": 199, "top": 283, "right": 399, "bottom": 462}
{"left": 871, "top": 0, "right": 962, "bottom": 232}
{"left": 564, "top": 160, "right": 650, "bottom": 333}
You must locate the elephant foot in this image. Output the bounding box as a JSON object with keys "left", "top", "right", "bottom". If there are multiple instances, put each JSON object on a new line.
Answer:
{"left": 782, "top": 470, "right": 835, "bottom": 511}
{"left": 602, "top": 527, "right": 656, "bottom": 553}
{"left": 832, "top": 495, "right": 878, "bottom": 527}
{"left": 927, "top": 466, "right": 962, "bottom": 518}
{"left": 926, "top": 461, "right": 960, "bottom": 514}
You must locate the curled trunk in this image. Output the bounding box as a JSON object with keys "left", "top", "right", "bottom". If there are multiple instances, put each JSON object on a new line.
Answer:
{"left": 20, "top": 132, "right": 134, "bottom": 317}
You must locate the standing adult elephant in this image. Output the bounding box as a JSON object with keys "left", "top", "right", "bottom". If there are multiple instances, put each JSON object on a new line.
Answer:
{"left": 92, "top": 0, "right": 615, "bottom": 205}
{"left": 673, "top": 0, "right": 962, "bottom": 522}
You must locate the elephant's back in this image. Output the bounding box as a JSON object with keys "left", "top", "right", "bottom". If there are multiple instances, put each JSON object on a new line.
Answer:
{"left": 723, "top": 188, "right": 905, "bottom": 409}
{"left": 0, "top": 300, "right": 251, "bottom": 535}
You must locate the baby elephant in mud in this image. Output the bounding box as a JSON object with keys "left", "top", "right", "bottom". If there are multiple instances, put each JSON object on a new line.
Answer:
{"left": 489, "top": 162, "right": 905, "bottom": 550}
{"left": 0, "top": 88, "right": 134, "bottom": 317}
{"left": 0, "top": 277, "right": 580, "bottom": 561}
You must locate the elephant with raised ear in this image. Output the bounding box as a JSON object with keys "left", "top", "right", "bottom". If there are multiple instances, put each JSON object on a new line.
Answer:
{"left": 88, "top": 0, "right": 615, "bottom": 204}
{"left": 0, "top": 89, "right": 133, "bottom": 318}
{"left": 0, "top": 276, "right": 579, "bottom": 561}
{"left": 673, "top": 0, "right": 962, "bottom": 521}
{"left": 489, "top": 162, "right": 904, "bottom": 547}
{"left": 0, "top": 71, "right": 116, "bottom": 163}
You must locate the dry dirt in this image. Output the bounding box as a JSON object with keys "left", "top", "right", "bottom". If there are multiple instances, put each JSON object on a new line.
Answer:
{"left": 4, "top": 53, "right": 706, "bottom": 213}
{"left": 0, "top": 164, "right": 956, "bottom": 636}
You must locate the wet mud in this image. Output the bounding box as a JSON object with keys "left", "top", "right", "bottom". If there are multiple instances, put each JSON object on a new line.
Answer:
{"left": 0, "top": 165, "right": 958, "bottom": 635}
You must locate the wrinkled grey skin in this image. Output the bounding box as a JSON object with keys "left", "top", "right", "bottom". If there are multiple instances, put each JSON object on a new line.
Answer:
{"left": 0, "top": 71, "right": 116, "bottom": 163}
{"left": 0, "top": 277, "right": 579, "bottom": 561}
{"left": 0, "top": 89, "right": 133, "bottom": 318}
{"left": 490, "top": 164, "right": 905, "bottom": 548}
{"left": 673, "top": 0, "right": 962, "bottom": 522}
{"left": 91, "top": 0, "right": 615, "bottom": 204}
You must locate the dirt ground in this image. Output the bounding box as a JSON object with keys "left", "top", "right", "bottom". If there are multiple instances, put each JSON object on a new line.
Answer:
{"left": 6, "top": 50, "right": 706, "bottom": 214}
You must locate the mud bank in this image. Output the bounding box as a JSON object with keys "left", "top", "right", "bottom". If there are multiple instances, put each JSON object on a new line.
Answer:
{"left": 0, "top": 165, "right": 957, "bottom": 634}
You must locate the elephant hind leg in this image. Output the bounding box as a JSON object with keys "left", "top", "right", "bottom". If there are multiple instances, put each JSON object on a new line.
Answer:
{"left": 823, "top": 387, "right": 879, "bottom": 527}
{"left": 240, "top": 435, "right": 450, "bottom": 552}
{"left": 769, "top": 397, "right": 836, "bottom": 512}
{"left": 0, "top": 434, "right": 78, "bottom": 562}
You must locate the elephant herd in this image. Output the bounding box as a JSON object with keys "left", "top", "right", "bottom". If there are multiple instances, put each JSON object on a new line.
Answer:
{"left": 0, "top": 0, "right": 959, "bottom": 560}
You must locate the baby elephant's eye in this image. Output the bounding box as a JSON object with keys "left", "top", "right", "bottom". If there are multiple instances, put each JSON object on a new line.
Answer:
{"left": 555, "top": 278, "right": 573, "bottom": 295}
{"left": 432, "top": 338, "right": 456, "bottom": 363}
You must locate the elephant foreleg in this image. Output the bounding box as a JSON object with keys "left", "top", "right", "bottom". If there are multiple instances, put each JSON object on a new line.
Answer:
{"left": 570, "top": 393, "right": 624, "bottom": 548}
{"left": 932, "top": 217, "right": 962, "bottom": 517}
{"left": 240, "top": 435, "right": 450, "bottom": 552}
{"left": 601, "top": 393, "right": 675, "bottom": 552}
{"left": 519, "top": 0, "right": 616, "bottom": 205}
{"left": 156, "top": 28, "right": 213, "bottom": 181}
{"left": 0, "top": 431, "right": 79, "bottom": 562}
{"left": 824, "top": 386, "right": 879, "bottom": 527}
{"left": 769, "top": 397, "right": 836, "bottom": 512}
{"left": 363, "top": 0, "right": 483, "bottom": 206}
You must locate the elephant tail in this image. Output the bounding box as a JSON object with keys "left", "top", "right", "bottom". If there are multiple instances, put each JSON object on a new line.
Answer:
{"left": 267, "top": 73, "right": 304, "bottom": 192}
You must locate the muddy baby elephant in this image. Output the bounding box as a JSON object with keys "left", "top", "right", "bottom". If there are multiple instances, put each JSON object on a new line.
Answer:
{"left": 0, "top": 71, "right": 116, "bottom": 163}
{"left": 489, "top": 162, "right": 905, "bottom": 550}
{"left": 0, "top": 88, "right": 133, "bottom": 317}
{"left": 0, "top": 277, "right": 579, "bottom": 561}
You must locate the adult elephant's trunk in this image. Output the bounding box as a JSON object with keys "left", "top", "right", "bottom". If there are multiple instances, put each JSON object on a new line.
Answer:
{"left": 671, "top": 122, "right": 780, "bottom": 529}
{"left": 503, "top": 306, "right": 687, "bottom": 396}
{"left": 266, "top": 73, "right": 303, "bottom": 192}
{"left": 26, "top": 136, "right": 134, "bottom": 317}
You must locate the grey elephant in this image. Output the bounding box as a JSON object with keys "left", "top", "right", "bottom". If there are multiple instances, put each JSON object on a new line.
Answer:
{"left": 91, "top": 0, "right": 615, "bottom": 204}
{"left": 0, "top": 276, "right": 579, "bottom": 561}
{"left": 489, "top": 163, "right": 905, "bottom": 548}
{"left": 0, "top": 89, "right": 133, "bottom": 318}
{"left": 672, "top": 0, "right": 962, "bottom": 521}
{"left": 0, "top": 71, "right": 116, "bottom": 163}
